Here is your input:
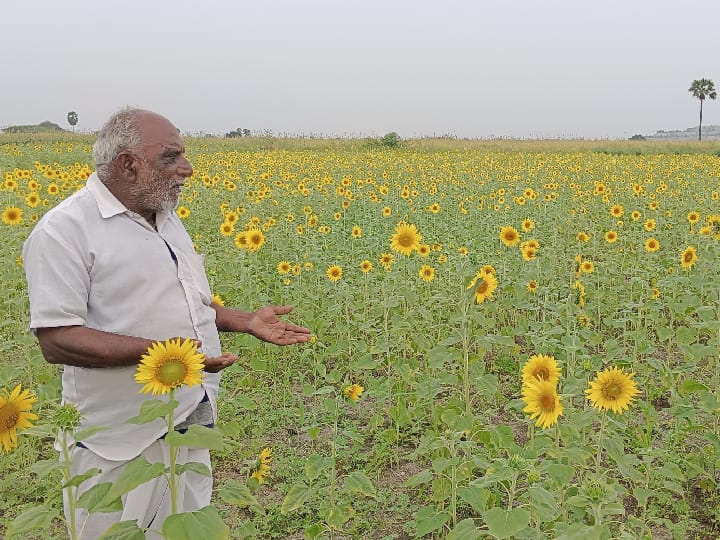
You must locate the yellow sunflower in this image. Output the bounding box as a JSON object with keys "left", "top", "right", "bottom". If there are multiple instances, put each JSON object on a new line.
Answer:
{"left": 521, "top": 378, "right": 563, "bottom": 429}
{"left": 521, "top": 354, "right": 562, "bottom": 386}
{"left": 471, "top": 270, "right": 498, "bottom": 304}
{"left": 680, "top": 246, "right": 697, "bottom": 270}
{"left": 246, "top": 228, "right": 265, "bottom": 252}
{"left": 499, "top": 225, "right": 521, "bottom": 247}
{"left": 644, "top": 238, "right": 660, "bottom": 252}
{"left": 0, "top": 384, "right": 39, "bottom": 453}
{"left": 585, "top": 366, "right": 641, "bottom": 414}
{"left": 380, "top": 253, "right": 395, "bottom": 270}
{"left": 360, "top": 260, "right": 373, "bottom": 273}
{"left": 527, "top": 280, "right": 538, "bottom": 293}
{"left": 351, "top": 225, "right": 362, "bottom": 238}
{"left": 643, "top": 219, "right": 656, "bottom": 232}
{"left": 251, "top": 447, "right": 272, "bottom": 484}
{"left": 521, "top": 245, "right": 537, "bottom": 261}
{"left": 134, "top": 338, "right": 205, "bottom": 395}
{"left": 577, "top": 231, "right": 590, "bottom": 242}
{"left": 382, "top": 206, "right": 392, "bottom": 217}
{"left": 326, "top": 265, "right": 343, "bottom": 282}
{"left": 234, "top": 231, "right": 249, "bottom": 250}
{"left": 610, "top": 204, "right": 624, "bottom": 218}
{"left": 25, "top": 192, "right": 40, "bottom": 208}
{"left": 2, "top": 206, "right": 23, "bottom": 225}
{"left": 419, "top": 265, "right": 435, "bottom": 282}
{"left": 277, "top": 261, "right": 291, "bottom": 275}
{"left": 176, "top": 206, "right": 190, "bottom": 219}
{"left": 343, "top": 383, "right": 365, "bottom": 402}
{"left": 580, "top": 260, "right": 594, "bottom": 274}
{"left": 687, "top": 211, "right": 700, "bottom": 225}
{"left": 212, "top": 293, "right": 225, "bottom": 306}
{"left": 521, "top": 219, "right": 535, "bottom": 232}
{"left": 390, "top": 222, "right": 422, "bottom": 256}
{"left": 604, "top": 230, "right": 618, "bottom": 243}
{"left": 219, "top": 222, "right": 234, "bottom": 237}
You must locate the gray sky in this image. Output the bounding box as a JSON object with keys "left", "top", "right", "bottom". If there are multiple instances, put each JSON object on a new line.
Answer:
{"left": 2, "top": 0, "right": 719, "bottom": 139}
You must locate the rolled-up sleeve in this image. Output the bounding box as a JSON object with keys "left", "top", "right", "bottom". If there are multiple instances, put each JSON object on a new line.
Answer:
{"left": 23, "top": 226, "right": 90, "bottom": 330}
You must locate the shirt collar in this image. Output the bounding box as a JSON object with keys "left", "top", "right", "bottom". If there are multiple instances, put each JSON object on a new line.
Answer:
{"left": 86, "top": 173, "right": 128, "bottom": 219}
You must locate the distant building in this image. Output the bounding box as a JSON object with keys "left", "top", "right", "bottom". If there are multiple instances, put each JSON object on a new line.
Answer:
{"left": 646, "top": 125, "right": 720, "bottom": 141}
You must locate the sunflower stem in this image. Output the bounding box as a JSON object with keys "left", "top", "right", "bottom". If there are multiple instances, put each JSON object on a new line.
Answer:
{"left": 60, "top": 430, "right": 78, "bottom": 540}
{"left": 595, "top": 412, "right": 607, "bottom": 476}
{"left": 168, "top": 388, "right": 179, "bottom": 516}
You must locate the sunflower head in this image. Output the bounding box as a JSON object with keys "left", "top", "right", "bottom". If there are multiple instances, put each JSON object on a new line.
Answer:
{"left": 585, "top": 366, "right": 641, "bottom": 414}
{"left": 0, "top": 384, "right": 39, "bottom": 453}
{"left": 521, "top": 378, "right": 563, "bottom": 429}
{"left": 134, "top": 338, "right": 205, "bottom": 395}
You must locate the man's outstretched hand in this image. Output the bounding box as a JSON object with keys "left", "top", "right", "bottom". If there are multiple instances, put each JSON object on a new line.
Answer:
{"left": 247, "top": 305, "right": 311, "bottom": 345}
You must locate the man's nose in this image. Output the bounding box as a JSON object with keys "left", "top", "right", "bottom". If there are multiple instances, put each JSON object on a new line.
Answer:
{"left": 179, "top": 155, "right": 193, "bottom": 177}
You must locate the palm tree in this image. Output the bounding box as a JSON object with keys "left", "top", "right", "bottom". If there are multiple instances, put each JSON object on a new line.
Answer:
{"left": 688, "top": 79, "right": 716, "bottom": 141}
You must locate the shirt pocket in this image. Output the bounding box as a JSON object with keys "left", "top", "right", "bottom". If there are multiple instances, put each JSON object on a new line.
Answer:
{"left": 184, "top": 251, "right": 213, "bottom": 305}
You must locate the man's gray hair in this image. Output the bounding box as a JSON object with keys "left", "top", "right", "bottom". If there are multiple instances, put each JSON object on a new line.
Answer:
{"left": 92, "top": 107, "right": 146, "bottom": 182}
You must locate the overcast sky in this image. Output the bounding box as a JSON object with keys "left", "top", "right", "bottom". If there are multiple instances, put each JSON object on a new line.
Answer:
{"left": 2, "top": 0, "right": 719, "bottom": 139}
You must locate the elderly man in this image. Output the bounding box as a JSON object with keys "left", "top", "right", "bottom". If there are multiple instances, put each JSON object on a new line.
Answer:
{"left": 22, "top": 108, "right": 310, "bottom": 538}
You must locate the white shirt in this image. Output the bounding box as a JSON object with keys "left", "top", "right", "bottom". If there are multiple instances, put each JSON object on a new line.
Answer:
{"left": 23, "top": 173, "right": 221, "bottom": 461}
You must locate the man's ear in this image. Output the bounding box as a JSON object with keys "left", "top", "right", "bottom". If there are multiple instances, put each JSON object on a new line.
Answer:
{"left": 117, "top": 152, "right": 138, "bottom": 180}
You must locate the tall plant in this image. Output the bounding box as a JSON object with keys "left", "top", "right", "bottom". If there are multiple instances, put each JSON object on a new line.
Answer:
{"left": 688, "top": 79, "right": 716, "bottom": 141}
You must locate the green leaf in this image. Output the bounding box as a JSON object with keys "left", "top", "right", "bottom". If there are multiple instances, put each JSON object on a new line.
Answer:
{"left": 218, "top": 480, "right": 264, "bottom": 513}
{"left": 304, "top": 522, "right": 325, "bottom": 539}
{"left": 655, "top": 325, "right": 674, "bottom": 342}
{"left": 165, "top": 424, "right": 224, "bottom": 450}
{"left": 281, "top": 483, "right": 313, "bottom": 515}
{"left": 323, "top": 503, "right": 355, "bottom": 529}
{"left": 312, "top": 385, "right": 335, "bottom": 395}
{"left": 675, "top": 326, "right": 698, "bottom": 345}
{"left": 524, "top": 485, "right": 559, "bottom": 522}
{"left": 105, "top": 456, "right": 165, "bottom": 502}
{"left": 457, "top": 486, "right": 491, "bottom": 513}
{"left": 20, "top": 424, "right": 54, "bottom": 437}
{"left": 446, "top": 518, "right": 482, "bottom": 540}
{"left": 30, "top": 458, "right": 62, "bottom": 478}
{"left": 482, "top": 507, "right": 530, "bottom": 539}
{"left": 77, "top": 483, "right": 123, "bottom": 513}
{"left": 403, "top": 468, "right": 433, "bottom": 488}
{"left": 305, "top": 453, "right": 332, "bottom": 482}
{"left": 343, "top": 471, "right": 376, "bottom": 499}
{"left": 97, "top": 520, "right": 147, "bottom": 540}
{"left": 351, "top": 353, "right": 380, "bottom": 370}
{"left": 414, "top": 505, "right": 450, "bottom": 537}
{"left": 162, "top": 505, "right": 230, "bottom": 540}
{"left": 175, "top": 462, "right": 212, "bottom": 478}
{"left": 6, "top": 506, "right": 57, "bottom": 538}
{"left": 63, "top": 467, "right": 102, "bottom": 488}
{"left": 234, "top": 395, "right": 257, "bottom": 410}
{"left": 127, "top": 399, "right": 178, "bottom": 424}
{"left": 73, "top": 426, "right": 109, "bottom": 442}
{"left": 554, "top": 523, "right": 606, "bottom": 540}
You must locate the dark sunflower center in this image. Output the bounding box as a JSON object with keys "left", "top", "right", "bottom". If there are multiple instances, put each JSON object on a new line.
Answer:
{"left": 398, "top": 232, "right": 414, "bottom": 247}
{"left": 540, "top": 394, "right": 555, "bottom": 410}
{"left": 602, "top": 383, "right": 621, "bottom": 400}
{"left": 1, "top": 407, "right": 19, "bottom": 429}
{"left": 477, "top": 280, "right": 489, "bottom": 294}
{"left": 535, "top": 368, "right": 549, "bottom": 380}
{"left": 684, "top": 252, "right": 693, "bottom": 263}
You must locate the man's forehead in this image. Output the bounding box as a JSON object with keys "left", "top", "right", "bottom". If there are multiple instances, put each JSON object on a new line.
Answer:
{"left": 136, "top": 115, "right": 184, "bottom": 151}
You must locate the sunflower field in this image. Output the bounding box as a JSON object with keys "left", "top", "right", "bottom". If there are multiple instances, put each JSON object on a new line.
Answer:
{"left": 0, "top": 134, "right": 719, "bottom": 539}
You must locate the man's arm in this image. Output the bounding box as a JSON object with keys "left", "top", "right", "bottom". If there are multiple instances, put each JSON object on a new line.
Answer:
{"left": 36, "top": 326, "right": 153, "bottom": 368}
{"left": 212, "top": 304, "right": 311, "bottom": 345}
{"left": 36, "top": 326, "right": 237, "bottom": 372}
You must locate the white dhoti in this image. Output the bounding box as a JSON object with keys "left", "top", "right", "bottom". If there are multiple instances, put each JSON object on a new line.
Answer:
{"left": 63, "top": 441, "right": 212, "bottom": 540}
